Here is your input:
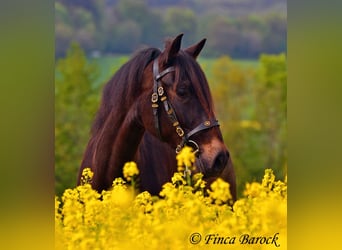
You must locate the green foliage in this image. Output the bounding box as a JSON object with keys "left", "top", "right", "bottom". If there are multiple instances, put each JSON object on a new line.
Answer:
{"left": 163, "top": 7, "right": 197, "bottom": 45}
{"left": 205, "top": 53, "right": 286, "bottom": 195}
{"left": 253, "top": 53, "right": 287, "bottom": 178}
{"left": 55, "top": 43, "right": 100, "bottom": 196}
{"left": 210, "top": 56, "right": 249, "bottom": 122}
{"left": 208, "top": 56, "right": 256, "bottom": 195}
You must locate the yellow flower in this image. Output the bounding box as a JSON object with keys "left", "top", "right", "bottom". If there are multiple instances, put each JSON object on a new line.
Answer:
{"left": 123, "top": 161, "right": 139, "bottom": 181}
{"left": 176, "top": 146, "right": 195, "bottom": 172}
{"left": 134, "top": 191, "right": 153, "bottom": 213}
{"left": 111, "top": 177, "right": 126, "bottom": 187}
{"left": 193, "top": 173, "right": 206, "bottom": 190}
{"left": 80, "top": 167, "right": 94, "bottom": 185}
{"left": 239, "top": 119, "right": 261, "bottom": 130}
{"left": 244, "top": 182, "right": 263, "bottom": 197}
{"left": 56, "top": 160, "right": 287, "bottom": 250}
{"left": 171, "top": 172, "right": 186, "bottom": 186}
{"left": 55, "top": 196, "right": 62, "bottom": 222}
{"left": 208, "top": 178, "right": 232, "bottom": 204}
{"left": 262, "top": 168, "right": 276, "bottom": 190}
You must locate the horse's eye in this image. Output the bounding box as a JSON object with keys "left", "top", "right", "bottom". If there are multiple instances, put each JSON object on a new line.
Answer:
{"left": 177, "top": 86, "right": 189, "bottom": 97}
{"left": 177, "top": 82, "right": 191, "bottom": 98}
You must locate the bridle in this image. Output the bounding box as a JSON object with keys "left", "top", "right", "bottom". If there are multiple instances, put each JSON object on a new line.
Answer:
{"left": 151, "top": 57, "right": 219, "bottom": 154}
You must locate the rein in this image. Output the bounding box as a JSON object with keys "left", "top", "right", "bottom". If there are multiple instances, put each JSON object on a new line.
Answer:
{"left": 151, "top": 58, "right": 219, "bottom": 154}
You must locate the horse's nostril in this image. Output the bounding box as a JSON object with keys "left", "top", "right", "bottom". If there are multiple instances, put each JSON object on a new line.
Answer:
{"left": 212, "top": 151, "right": 229, "bottom": 173}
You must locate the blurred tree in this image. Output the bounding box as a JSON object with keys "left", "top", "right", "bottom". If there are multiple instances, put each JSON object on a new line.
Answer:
{"left": 262, "top": 13, "right": 287, "bottom": 54}
{"left": 55, "top": 1, "right": 70, "bottom": 24}
{"left": 55, "top": 2, "right": 73, "bottom": 57}
{"left": 117, "top": 0, "right": 147, "bottom": 23}
{"left": 57, "top": 0, "right": 105, "bottom": 27}
{"left": 116, "top": 0, "right": 164, "bottom": 48}
{"left": 210, "top": 56, "right": 250, "bottom": 121}
{"left": 55, "top": 43, "right": 100, "bottom": 196}
{"left": 208, "top": 54, "right": 286, "bottom": 195}
{"left": 140, "top": 10, "right": 164, "bottom": 47}
{"left": 101, "top": 6, "right": 120, "bottom": 53}
{"left": 69, "top": 7, "right": 97, "bottom": 52}
{"left": 55, "top": 22, "right": 73, "bottom": 58}
{"left": 209, "top": 56, "right": 258, "bottom": 194}
{"left": 163, "top": 7, "right": 197, "bottom": 46}
{"left": 111, "top": 20, "right": 142, "bottom": 53}
{"left": 55, "top": 0, "right": 287, "bottom": 58}
{"left": 55, "top": 1, "right": 104, "bottom": 57}
{"left": 253, "top": 53, "right": 287, "bottom": 179}
{"left": 236, "top": 15, "right": 267, "bottom": 57}
{"left": 204, "top": 16, "right": 241, "bottom": 57}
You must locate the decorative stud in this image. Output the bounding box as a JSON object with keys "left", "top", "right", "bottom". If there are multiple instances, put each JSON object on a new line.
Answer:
{"left": 151, "top": 93, "right": 158, "bottom": 103}
{"left": 204, "top": 120, "right": 211, "bottom": 127}
{"left": 158, "top": 86, "right": 164, "bottom": 96}
{"left": 176, "top": 127, "right": 184, "bottom": 137}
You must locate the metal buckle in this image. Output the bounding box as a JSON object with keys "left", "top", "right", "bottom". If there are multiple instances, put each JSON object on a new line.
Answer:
{"left": 175, "top": 144, "right": 182, "bottom": 154}
{"left": 183, "top": 165, "right": 191, "bottom": 178}
{"left": 176, "top": 126, "right": 184, "bottom": 137}
{"left": 186, "top": 140, "right": 200, "bottom": 155}
{"left": 151, "top": 93, "right": 158, "bottom": 103}
{"left": 158, "top": 86, "right": 164, "bottom": 96}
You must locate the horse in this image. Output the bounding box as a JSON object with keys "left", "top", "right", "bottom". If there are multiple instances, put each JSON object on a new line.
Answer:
{"left": 77, "top": 34, "right": 236, "bottom": 201}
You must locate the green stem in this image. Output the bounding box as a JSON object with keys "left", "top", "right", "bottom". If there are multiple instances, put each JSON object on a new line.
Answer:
{"left": 186, "top": 173, "right": 192, "bottom": 186}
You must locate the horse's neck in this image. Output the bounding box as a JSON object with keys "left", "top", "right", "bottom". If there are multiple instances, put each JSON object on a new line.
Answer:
{"left": 105, "top": 103, "right": 144, "bottom": 183}
{"left": 82, "top": 100, "right": 144, "bottom": 191}
{"left": 135, "top": 132, "right": 177, "bottom": 195}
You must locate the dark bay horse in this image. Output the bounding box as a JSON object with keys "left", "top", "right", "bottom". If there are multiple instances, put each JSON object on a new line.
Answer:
{"left": 78, "top": 34, "right": 236, "bottom": 200}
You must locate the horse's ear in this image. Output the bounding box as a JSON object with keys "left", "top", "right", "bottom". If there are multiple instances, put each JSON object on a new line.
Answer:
{"left": 185, "top": 38, "right": 206, "bottom": 59}
{"left": 160, "top": 33, "right": 183, "bottom": 65}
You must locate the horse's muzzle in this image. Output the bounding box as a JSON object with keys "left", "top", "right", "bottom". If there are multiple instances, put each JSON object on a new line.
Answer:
{"left": 211, "top": 150, "right": 229, "bottom": 175}
{"left": 195, "top": 147, "right": 229, "bottom": 178}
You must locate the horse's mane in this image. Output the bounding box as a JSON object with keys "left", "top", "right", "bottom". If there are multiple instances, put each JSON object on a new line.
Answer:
{"left": 91, "top": 47, "right": 161, "bottom": 135}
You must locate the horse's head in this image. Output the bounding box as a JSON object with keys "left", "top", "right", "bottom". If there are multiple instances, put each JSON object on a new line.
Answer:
{"left": 139, "top": 34, "right": 230, "bottom": 179}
